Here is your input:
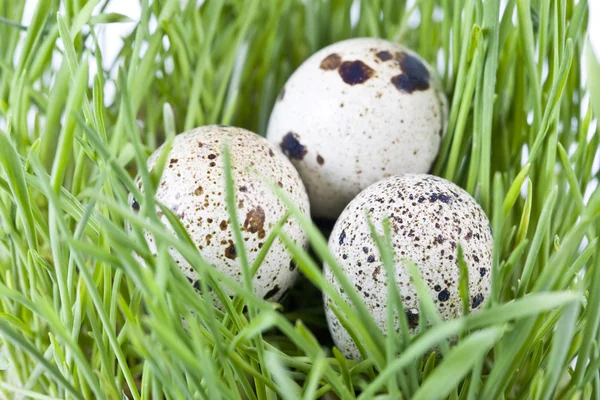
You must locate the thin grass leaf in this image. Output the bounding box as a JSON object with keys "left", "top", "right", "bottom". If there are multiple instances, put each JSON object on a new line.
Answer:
{"left": 573, "top": 253, "right": 600, "bottom": 387}
{"left": 540, "top": 302, "right": 579, "bottom": 400}
{"left": 503, "top": 164, "right": 531, "bottom": 217}
{"left": 0, "top": 132, "right": 37, "bottom": 250}
{"left": 519, "top": 186, "right": 558, "bottom": 295}
{"left": 412, "top": 327, "right": 504, "bottom": 400}
{"left": 265, "top": 352, "right": 302, "bottom": 400}
{"left": 0, "top": 320, "right": 82, "bottom": 400}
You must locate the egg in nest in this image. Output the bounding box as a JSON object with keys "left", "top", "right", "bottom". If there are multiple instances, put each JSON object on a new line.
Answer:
{"left": 132, "top": 125, "right": 310, "bottom": 302}
{"left": 267, "top": 37, "right": 448, "bottom": 219}
{"left": 324, "top": 174, "right": 492, "bottom": 359}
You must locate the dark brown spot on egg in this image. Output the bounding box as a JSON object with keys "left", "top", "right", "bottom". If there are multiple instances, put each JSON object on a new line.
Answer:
{"left": 372, "top": 266, "right": 381, "bottom": 280}
{"left": 193, "top": 280, "right": 201, "bottom": 291}
{"left": 224, "top": 240, "right": 237, "bottom": 260}
{"left": 472, "top": 293, "right": 484, "bottom": 308}
{"left": 339, "top": 60, "right": 375, "bottom": 85}
{"left": 317, "top": 154, "right": 324, "bottom": 165}
{"left": 194, "top": 186, "right": 203, "bottom": 196}
{"left": 405, "top": 310, "right": 419, "bottom": 329}
{"left": 208, "top": 154, "right": 217, "bottom": 160}
{"left": 244, "top": 206, "right": 266, "bottom": 239}
{"left": 390, "top": 53, "right": 430, "bottom": 93}
{"left": 269, "top": 149, "right": 275, "bottom": 157}
{"left": 438, "top": 289, "right": 450, "bottom": 302}
{"left": 320, "top": 53, "right": 342, "bottom": 70}
{"left": 434, "top": 284, "right": 441, "bottom": 292}
{"left": 280, "top": 132, "right": 307, "bottom": 160}
{"left": 479, "top": 268, "right": 487, "bottom": 277}
{"left": 264, "top": 285, "right": 281, "bottom": 299}
{"left": 339, "top": 229, "right": 346, "bottom": 245}
{"left": 219, "top": 220, "right": 227, "bottom": 231}
{"left": 170, "top": 158, "right": 178, "bottom": 164}
{"left": 375, "top": 50, "right": 392, "bottom": 61}
{"left": 240, "top": 186, "right": 248, "bottom": 192}
{"left": 131, "top": 198, "right": 140, "bottom": 212}
{"left": 289, "top": 260, "right": 296, "bottom": 271}
{"left": 209, "top": 162, "right": 216, "bottom": 167}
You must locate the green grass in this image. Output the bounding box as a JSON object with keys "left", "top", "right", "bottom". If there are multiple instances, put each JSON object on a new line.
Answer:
{"left": 0, "top": 0, "right": 599, "bottom": 399}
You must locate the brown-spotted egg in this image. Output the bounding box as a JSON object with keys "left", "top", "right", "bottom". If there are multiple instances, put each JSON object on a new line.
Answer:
{"left": 324, "top": 174, "right": 492, "bottom": 359}
{"left": 132, "top": 125, "right": 310, "bottom": 302}
{"left": 267, "top": 37, "right": 448, "bottom": 219}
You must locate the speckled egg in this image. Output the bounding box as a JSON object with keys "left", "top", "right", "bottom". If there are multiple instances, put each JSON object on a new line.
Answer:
{"left": 267, "top": 37, "right": 448, "bottom": 219}
{"left": 324, "top": 174, "right": 492, "bottom": 359}
{"left": 133, "top": 125, "right": 310, "bottom": 302}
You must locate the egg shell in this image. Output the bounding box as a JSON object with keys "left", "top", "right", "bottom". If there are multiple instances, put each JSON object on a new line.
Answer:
{"left": 324, "top": 174, "right": 492, "bottom": 360}
{"left": 267, "top": 37, "right": 448, "bottom": 219}
{"left": 133, "top": 125, "right": 310, "bottom": 302}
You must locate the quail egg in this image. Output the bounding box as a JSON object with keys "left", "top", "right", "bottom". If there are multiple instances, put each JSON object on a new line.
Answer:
{"left": 324, "top": 174, "right": 492, "bottom": 359}
{"left": 267, "top": 37, "right": 448, "bottom": 219}
{"left": 133, "top": 125, "right": 310, "bottom": 302}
